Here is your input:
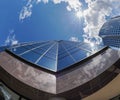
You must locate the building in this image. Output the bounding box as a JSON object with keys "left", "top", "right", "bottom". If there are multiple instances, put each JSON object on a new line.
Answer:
{"left": 0, "top": 40, "right": 120, "bottom": 100}
{"left": 99, "top": 16, "right": 120, "bottom": 48}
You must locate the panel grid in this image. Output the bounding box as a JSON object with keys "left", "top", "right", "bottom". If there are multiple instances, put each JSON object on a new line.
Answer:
{"left": 8, "top": 40, "right": 105, "bottom": 72}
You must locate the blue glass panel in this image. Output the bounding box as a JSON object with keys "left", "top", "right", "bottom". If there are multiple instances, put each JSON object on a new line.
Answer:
{"left": 30, "top": 42, "right": 47, "bottom": 47}
{"left": 23, "top": 45, "right": 35, "bottom": 49}
{"left": 67, "top": 46, "right": 81, "bottom": 54}
{"left": 21, "top": 51, "right": 40, "bottom": 62}
{"left": 66, "top": 46, "right": 78, "bottom": 53}
{"left": 41, "top": 44, "right": 53, "bottom": 50}
{"left": 80, "top": 44, "right": 95, "bottom": 52}
{"left": 71, "top": 50, "right": 88, "bottom": 62}
{"left": 32, "top": 41, "right": 54, "bottom": 47}
{"left": 44, "top": 45, "right": 57, "bottom": 60}
{"left": 37, "top": 56, "right": 56, "bottom": 71}
{"left": 34, "top": 48, "right": 47, "bottom": 54}
{"left": 33, "top": 43, "right": 53, "bottom": 55}
{"left": 7, "top": 40, "right": 106, "bottom": 72}
{"left": 57, "top": 55, "right": 75, "bottom": 71}
{"left": 63, "top": 42, "right": 83, "bottom": 56}
{"left": 62, "top": 42, "right": 74, "bottom": 51}
{"left": 58, "top": 43, "right": 66, "bottom": 55}
{"left": 63, "top": 41, "right": 80, "bottom": 50}
{"left": 10, "top": 47, "right": 28, "bottom": 54}
{"left": 58, "top": 52, "right": 69, "bottom": 59}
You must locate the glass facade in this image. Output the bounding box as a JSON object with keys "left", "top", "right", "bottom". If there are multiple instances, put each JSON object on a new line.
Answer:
{"left": 0, "top": 82, "right": 27, "bottom": 100}
{"left": 7, "top": 40, "right": 105, "bottom": 72}
{"left": 99, "top": 16, "right": 120, "bottom": 48}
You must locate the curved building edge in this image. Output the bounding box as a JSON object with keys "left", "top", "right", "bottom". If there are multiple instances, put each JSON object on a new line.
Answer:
{"left": 0, "top": 47, "right": 120, "bottom": 100}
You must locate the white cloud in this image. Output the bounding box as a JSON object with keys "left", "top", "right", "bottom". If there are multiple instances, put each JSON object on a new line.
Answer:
{"left": 19, "top": 0, "right": 120, "bottom": 44}
{"left": 19, "top": 0, "right": 33, "bottom": 20}
{"left": 19, "top": 6, "right": 32, "bottom": 21}
{"left": 36, "top": 0, "right": 41, "bottom": 4}
{"left": 42, "top": 0, "right": 49, "bottom": 4}
{"left": 5, "top": 30, "right": 18, "bottom": 46}
{"left": 52, "top": 0, "right": 82, "bottom": 11}
{"left": 83, "top": 0, "right": 120, "bottom": 44}
{"left": 19, "top": 0, "right": 82, "bottom": 20}
{"left": 69, "top": 36, "right": 79, "bottom": 42}
{"left": 83, "top": 0, "right": 112, "bottom": 36}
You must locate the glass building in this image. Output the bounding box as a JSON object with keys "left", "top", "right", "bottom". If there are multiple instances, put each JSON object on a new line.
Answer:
{"left": 0, "top": 40, "right": 120, "bottom": 100}
{"left": 8, "top": 40, "right": 104, "bottom": 72}
{"left": 99, "top": 16, "right": 120, "bottom": 48}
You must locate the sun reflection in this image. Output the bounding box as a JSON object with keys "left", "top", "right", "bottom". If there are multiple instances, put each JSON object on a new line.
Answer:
{"left": 90, "top": 42, "right": 94, "bottom": 47}
{"left": 88, "top": 42, "right": 97, "bottom": 53}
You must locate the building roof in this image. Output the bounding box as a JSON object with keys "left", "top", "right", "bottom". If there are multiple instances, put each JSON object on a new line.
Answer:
{"left": 6, "top": 40, "right": 104, "bottom": 72}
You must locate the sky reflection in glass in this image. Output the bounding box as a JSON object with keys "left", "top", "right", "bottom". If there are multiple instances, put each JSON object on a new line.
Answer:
{"left": 8, "top": 40, "right": 105, "bottom": 72}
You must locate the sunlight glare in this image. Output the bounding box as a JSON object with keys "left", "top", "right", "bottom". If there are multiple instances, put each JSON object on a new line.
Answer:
{"left": 90, "top": 42, "right": 94, "bottom": 47}
{"left": 76, "top": 11, "right": 83, "bottom": 19}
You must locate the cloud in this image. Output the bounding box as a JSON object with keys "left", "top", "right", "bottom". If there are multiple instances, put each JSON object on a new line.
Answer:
{"left": 19, "top": 0, "right": 82, "bottom": 21}
{"left": 19, "top": 0, "right": 120, "bottom": 44}
{"left": 5, "top": 30, "right": 18, "bottom": 46}
{"left": 69, "top": 36, "right": 79, "bottom": 42}
{"left": 83, "top": 0, "right": 120, "bottom": 44}
{"left": 19, "top": 5, "right": 32, "bottom": 21}
{"left": 19, "top": 0, "right": 33, "bottom": 21}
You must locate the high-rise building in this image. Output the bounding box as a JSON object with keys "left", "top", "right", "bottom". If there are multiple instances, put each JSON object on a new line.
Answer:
{"left": 0, "top": 40, "right": 120, "bottom": 100}
{"left": 99, "top": 16, "right": 120, "bottom": 48}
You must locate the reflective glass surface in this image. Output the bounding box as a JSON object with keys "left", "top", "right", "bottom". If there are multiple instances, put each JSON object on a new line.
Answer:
{"left": 21, "top": 51, "right": 40, "bottom": 62}
{"left": 8, "top": 40, "right": 105, "bottom": 72}
{"left": 99, "top": 16, "right": 120, "bottom": 48}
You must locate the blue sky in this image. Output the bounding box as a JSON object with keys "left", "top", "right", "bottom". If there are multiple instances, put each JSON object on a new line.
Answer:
{"left": 0, "top": 0, "right": 120, "bottom": 46}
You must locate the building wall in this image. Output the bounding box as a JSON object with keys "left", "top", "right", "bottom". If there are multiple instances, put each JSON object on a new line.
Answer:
{"left": 0, "top": 52, "right": 56, "bottom": 100}
{"left": 0, "top": 48, "right": 120, "bottom": 100}
{"left": 83, "top": 69, "right": 120, "bottom": 100}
